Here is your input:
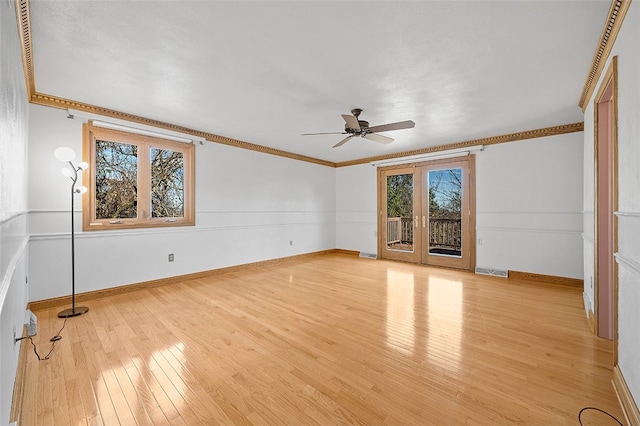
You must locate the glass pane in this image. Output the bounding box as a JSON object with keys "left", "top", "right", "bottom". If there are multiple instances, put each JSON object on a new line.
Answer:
{"left": 428, "top": 168, "right": 462, "bottom": 257}
{"left": 386, "top": 174, "right": 413, "bottom": 252}
{"left": 95, "top": 140, "right": 138, "bottom": 219}
{"left": 151, "top": 147, "right": 184, "bottom": 218}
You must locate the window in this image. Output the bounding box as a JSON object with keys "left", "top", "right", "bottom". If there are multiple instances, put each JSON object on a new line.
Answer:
{"left": 82, "top": 121, "right": 195, "bottom": 230}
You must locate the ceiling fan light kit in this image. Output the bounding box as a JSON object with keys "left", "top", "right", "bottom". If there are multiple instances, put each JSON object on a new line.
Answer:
{"left": 303, "top": 108, "right": 415, "bottom": 148}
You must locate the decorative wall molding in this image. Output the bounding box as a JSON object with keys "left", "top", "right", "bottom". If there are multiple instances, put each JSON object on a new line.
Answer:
{"left": 0, "top": 237, "right": 28, "bottom": 299}
{"left": 613, "top": 365, "right": 640, "bottom": 426}
{"left": 614, "top": 252, "right": 640, "bottom": 277}
{"left": 30, "top": 93, "right": 336, "bottom": 168}
{"left": 335, "top": 122, "right": 585, "bottom": 168}
{"left": 15, "top": 0, "right": 34, "bottom": 98}
{"left": 477, "top": 226, "right": 582, "bottom": 235}
{"left": 578, "top": 0, "right": 631, "bottom": 111}
{"left": 582, "top": 233, "right": 595, "bottom": 244}
{"left": 615, "top": 211, "right": 640, "bottom": 217}
{"left": 29, "top": 221, "right": 333, "bottom": 242}
{"left": 0, "top": 211, "right": 27, "bottom": 226}
{"left": 15, "top": 0, "right": 587, "bottom": 170}
{"left": 477, "top": 211, "right": 582, "bottom": 215}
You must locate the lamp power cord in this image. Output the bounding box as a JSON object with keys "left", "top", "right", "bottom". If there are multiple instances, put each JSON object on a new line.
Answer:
{"left": 578, "top": 406, "right": 624, "bottom": 425}
{"left": 27, "top": 316, "right": 68, "bottom": 361}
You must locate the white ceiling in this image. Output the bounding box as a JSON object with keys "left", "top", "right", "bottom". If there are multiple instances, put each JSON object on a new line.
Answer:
{"left": 29, "top": 1, "right": 609, "bottom": 164}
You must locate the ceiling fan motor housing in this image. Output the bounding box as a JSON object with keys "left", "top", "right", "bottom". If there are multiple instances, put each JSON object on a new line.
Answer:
{"left": 345, "top": 120, "right": 369, "bottom": 132}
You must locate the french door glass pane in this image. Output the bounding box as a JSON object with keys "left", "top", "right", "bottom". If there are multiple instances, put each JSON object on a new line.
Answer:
{"left": 95, "top": 140, "right": 138, "bottom": 219}
{"left": 428, "top": 168, "right": 462, "bottom": 257}
{"left": 386, "top": 174, "right": 414, "bottom": 252}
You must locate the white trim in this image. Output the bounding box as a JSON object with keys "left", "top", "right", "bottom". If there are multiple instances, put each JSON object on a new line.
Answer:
{"left": 370, "top": 145, "right": 483, "bottom": 167}
{"left": 477, "top": 211, "right": 582, "bottom": 215}
{"left": 614, "top": 252, "right": 640, "bottom": 277}
{"left": 28, "top": 221, "right": 333, "bottom": 241}
{"left": 92, "top": 120, "right": 194, "bottom": 143}
{"left": 582, "top": 233, "right": 595, "bottom": 243}
{"left": 614, "top": 211, "right": 640, "bottom": 217}
{"left": 0, "top": 237, "right": 28, "bottom": 313}
{"left": 477, "top": 226, "right": 581, "bottom": 235}
{"left": 0, "top": 211, "right": 27, "bottom": 226}
{"left": 28, "top": 209, "right": 332, "bottom": 215}
{"left": 67, "top": 108, "right": 206, "bottom": 144}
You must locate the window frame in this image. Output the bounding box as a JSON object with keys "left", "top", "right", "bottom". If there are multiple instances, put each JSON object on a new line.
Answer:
{"left": 82, "top": 121, "right": 195, "bottom": 231}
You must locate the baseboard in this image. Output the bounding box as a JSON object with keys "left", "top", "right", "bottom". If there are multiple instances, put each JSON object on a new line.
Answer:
{"left": 587, "top": 309, "right": 595, "bottom": 334}
{"left": 28, "top": 249, "right": 342, "bottom": 311}
{"left": 508, "top": 270, "right": 583, "bottom": 289}
{"left": 333, "top": 249, "right": 360, "bottom": 256}
{"left": 9, "top": 327, "right": 30, "bottom": 424}
{"left": 613, "top": 365, "right": 640, "bottom": 426}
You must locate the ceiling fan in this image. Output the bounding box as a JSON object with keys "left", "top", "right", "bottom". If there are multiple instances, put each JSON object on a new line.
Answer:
{"left": 302, "top": 108, "right": 415, "bottom": 148}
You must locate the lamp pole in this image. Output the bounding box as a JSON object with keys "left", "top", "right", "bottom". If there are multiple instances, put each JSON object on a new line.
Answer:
{"left": 55, "top": 147, "right": 89, "bottom": 318}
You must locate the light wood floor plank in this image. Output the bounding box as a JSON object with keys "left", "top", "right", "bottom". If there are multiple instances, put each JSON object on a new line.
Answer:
{"left": 16, "top": 254, "right": 625, "bottom": 424}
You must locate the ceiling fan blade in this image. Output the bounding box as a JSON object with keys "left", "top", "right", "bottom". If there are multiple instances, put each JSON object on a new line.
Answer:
{"left": 368, "top": 120, "right": 415, "bottom": 133}
{"left": 363, "top": 133, "right": 394, "bottom": 144}
{"left": 332, "top": 135, "right": 354, "bottom": 148}
{"left": 301, "top": 132, "right": 346, "bottom": 136}
{"left": 342, "top": 114, "right": 361, "bottom": 131}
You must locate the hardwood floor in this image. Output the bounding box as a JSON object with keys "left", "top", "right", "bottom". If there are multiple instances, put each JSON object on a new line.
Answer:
{"left": 14, "top": 253, "right": 625, "bottom": 425}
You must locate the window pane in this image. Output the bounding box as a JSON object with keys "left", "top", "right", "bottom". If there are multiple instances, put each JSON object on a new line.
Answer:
{"left": 386, "top": 174, "right": 413, "bottom": 252}
{"left": 95, "top": 140, "right": 138, "bottom": 219}
{"left": 428, "top": 168, "right": 462, "bottom": 257}
{"left": 150, "top": 147, "right": 184, "bottom": 218}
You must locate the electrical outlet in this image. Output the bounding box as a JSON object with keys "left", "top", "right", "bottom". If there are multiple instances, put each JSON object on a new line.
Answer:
{"left": 289, "top": 240, "right": 293, "bottom": 246}
{"left": 590, "top": 276, "right": 593, "bottom": 289}
{"left": 477, "top": 237, "right": 483, "bottom": 245}
{"left": 168, "top": 253, "right": 174, "bottom": 262}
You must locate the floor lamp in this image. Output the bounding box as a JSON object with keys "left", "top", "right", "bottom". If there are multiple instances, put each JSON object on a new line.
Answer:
{"left": 55, "top": 147, "right": 90, "bottom": 318}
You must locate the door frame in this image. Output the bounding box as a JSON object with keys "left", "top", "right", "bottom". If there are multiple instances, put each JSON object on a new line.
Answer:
{"left": 377, "top": 155, "right": 476, "bottom": 271}
{"left": 593, "top": 56, "right": 618, "bottom": 359}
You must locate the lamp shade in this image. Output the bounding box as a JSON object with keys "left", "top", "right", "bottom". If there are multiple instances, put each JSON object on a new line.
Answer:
{"left": 54, "top": 147, "right": 75, "bottom": 162}
{"left": 61, "top": 168, "right": 73, "bottom": 178}
{"left": 77, "top": 162, "right": 89, "bottom": 171}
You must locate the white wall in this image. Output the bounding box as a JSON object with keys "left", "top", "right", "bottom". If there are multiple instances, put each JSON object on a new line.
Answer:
{"left": 27, "top": 104, "right": 336, "bottom": 301}
{"left": 583, "top": 1, "right": 640, "bottom": 408}
{"left": 335, "top": 133, "right": 584, "bottom": 279}
{"left": 476, "top": 134, "right": 583, "bottom": 278}
{"left": 335, "top": 164, "right": 377, "bottom": 255}
{"left": 0, "top": 0, "right": 30, "bottom": 423}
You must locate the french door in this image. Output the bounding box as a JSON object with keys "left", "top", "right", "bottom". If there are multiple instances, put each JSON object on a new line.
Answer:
{"left": 378, "top": 156, "right": 475, "bottom": 270}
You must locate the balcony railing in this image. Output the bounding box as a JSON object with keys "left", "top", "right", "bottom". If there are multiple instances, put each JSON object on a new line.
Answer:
{"left": 428, "top": 217, "right": 461, "bottom": 253}
{"left": 387, "top": 216, "right": 461, "bottom": 255}
{"left": 387, "top": 217, "right": 414, "bottom": 244}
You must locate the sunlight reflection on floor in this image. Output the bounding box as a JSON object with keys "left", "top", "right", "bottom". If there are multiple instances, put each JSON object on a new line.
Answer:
{"left": 386, "top": 268, "right": 416, "bottom": 355}
{"left": 427, "top": 276, "right": 463, "bottom": 370}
